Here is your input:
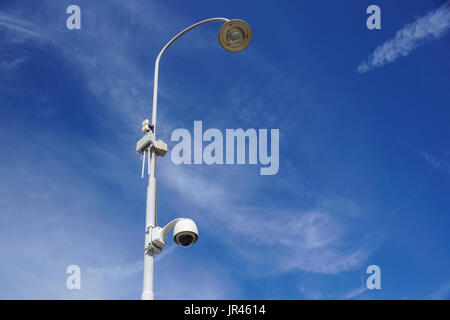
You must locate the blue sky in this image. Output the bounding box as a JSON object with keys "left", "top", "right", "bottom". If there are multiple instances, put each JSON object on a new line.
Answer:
{"left": 0, "top": 0, "right": 449, "bottom": 299}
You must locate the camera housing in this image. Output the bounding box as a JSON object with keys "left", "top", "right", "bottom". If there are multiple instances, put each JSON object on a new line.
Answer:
{"left": 148, "top": 218, "right": 199, "bottom": 253}
{"left": 173, "top": 218, "right": 198, "bottom": 247}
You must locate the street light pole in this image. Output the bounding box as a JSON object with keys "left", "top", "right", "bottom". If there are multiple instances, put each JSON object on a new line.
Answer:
{"left": 139, "top": 17, "right": 252, "bottom": 300}
{"left": 141, "top": 150, "right": 157, "bottom": 300}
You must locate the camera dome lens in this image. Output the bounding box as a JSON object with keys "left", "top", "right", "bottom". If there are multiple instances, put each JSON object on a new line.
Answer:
{"left": 177, "top": 233, "right": 194, "bottom": 247}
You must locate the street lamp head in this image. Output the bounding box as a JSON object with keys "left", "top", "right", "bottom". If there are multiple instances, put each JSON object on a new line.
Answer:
{"left": 218, "top": 19, "right": 252, "bottom": 52}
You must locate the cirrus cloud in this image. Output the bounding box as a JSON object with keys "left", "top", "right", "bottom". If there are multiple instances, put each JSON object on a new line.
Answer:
{"left": 358, "top": 1, "right": 450, "bottom": 73}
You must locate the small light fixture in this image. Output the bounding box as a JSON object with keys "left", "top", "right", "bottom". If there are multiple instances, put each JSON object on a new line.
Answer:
{"left": 218, "top": 19, "right": 252, "bottom": 52}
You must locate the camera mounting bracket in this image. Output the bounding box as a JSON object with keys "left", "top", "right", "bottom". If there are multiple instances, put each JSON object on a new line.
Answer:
{"left": 144, "top": 218, "right": 188, "bottom": 254}
{"left": 145, "top": 226, "right": 164, "bottom": 255}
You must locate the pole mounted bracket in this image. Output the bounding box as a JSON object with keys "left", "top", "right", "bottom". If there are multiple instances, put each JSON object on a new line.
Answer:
{"left": 153, "top": 140, "right": 168, "bottom": 157}
{"left": 136, "top": 120, "right": 168, "bottom": 157}
{"left": 145, "top": 226, "right": 165, "bottom": 255}
{"left": 141, "top": 119, "right": 154, "bottom": 134}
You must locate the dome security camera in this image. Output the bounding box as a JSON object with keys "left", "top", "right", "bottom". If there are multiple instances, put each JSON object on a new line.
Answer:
{"left": 173, "top": 218, "right": 198, "bottom": 247}
{"left": 148, "top": 218, "right": 199, "bottom": 253}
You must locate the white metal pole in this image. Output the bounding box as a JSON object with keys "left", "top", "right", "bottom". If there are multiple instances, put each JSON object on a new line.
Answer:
{"left": 141, "top": 18, "right": 229, "bottom": 300}
{"left": 142, "top": 151, "right": 157, "bottom": 300}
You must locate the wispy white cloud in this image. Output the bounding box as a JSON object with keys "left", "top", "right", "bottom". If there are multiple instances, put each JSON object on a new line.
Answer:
{"left": 399, "top": 140, "right": 439, "bottom": 166}
{"left": 159, "top": 164, "right": 375, "bottom": 276}
{"left": 344, "top": 286, "right": 368, "bottom": 299}
{"left": 155, "top": 258, "right": 239, "bottom": 299}
{"left": 0, "top": 57, "right": 25, "bottom": 70}
{"left": 391, "top": 140, "right": 450, "bottom": 218}
{"left": 299, "top": 285, "right": 323, "bottom": 300}
{"left": 428, "top": 280, "right": 450, "bottom": 299}
{"left": 0, "top": 13, "right": 41, "bottom": 40}
{"left": 399, "top": 139, "right": 450, "bottom": 175}
{"left": 358, "top": 1, "right": 450, "bottom": 73}
{"left": 0, "top": 12, "right": 70, "bottom": 49}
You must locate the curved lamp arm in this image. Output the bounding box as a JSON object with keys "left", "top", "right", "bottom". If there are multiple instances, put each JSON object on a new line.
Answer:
{"left": 150, "top": 17, "right": 230, "bottom": 136}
